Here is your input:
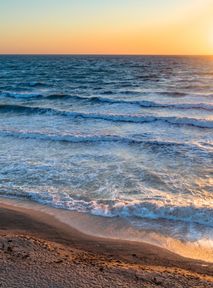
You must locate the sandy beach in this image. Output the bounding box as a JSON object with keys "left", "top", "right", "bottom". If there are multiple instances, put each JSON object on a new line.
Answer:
{"left": 0, "top": 202, "right": 212, "bottom": 288}
{"left": 1, "top": 0, "right": 213, "bottom": 284}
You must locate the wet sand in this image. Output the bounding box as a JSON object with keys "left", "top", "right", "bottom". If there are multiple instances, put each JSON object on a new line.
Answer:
{"left": 0, "top": 202, "right": 212, "bottom": 287}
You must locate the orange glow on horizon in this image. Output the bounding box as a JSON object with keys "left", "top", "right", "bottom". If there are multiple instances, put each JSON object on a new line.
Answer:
{"left": 0, "top": 0, "right": 213, "bottom": 55}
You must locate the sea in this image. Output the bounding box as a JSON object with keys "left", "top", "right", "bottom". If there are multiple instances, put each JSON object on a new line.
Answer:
{"left": 0, "top": 55, "right": 213, "bottom": 261}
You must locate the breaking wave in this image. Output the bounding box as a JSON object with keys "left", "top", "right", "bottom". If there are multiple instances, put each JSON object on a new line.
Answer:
{"left": 0, "top": 104, "right": 212, "bottom": 128}
{"left": 1, "top": 191, "right": 212, "bottom": 228}
{"left": 1, "top": 92, "right": 213, "bottom": 111}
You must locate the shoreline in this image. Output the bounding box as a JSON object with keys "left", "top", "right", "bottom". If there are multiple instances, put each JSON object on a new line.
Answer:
{"left": 0, "top": 197, "right": 213, "bottom": 262}
{"left": 0, "top": 200, "right": 213, "bottom": 287}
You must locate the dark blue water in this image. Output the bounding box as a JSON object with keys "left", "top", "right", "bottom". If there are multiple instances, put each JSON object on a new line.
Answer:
{"left": 0, "top": 55, "right": 213, "bottom": 254}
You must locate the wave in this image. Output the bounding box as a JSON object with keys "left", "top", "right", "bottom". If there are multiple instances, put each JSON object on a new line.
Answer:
{"left": 45, "top": 94, "right": 213, "bottom": 111}
{"left": 1, "top": 92, "right": 213, "bottom": 111}
{"left": 158, "top": 91, "right": 213, "bottom": 98}
{"left": 0, "top": 104, "right": 49, "bottom": 114}
{"left": 0, "top": 104, "right": 212, "bottom": 128}
{"left": 16, "top": 81, "right": 49, "bottom": 88}
{"left": 0, "top": 129, "right": 188, "bottom": 146}
{"left": 1, "top": 192, "right": 212, "bottom": 228}
{"left": 0, "top": 92, "right": 43, "bottom": 99}
{"left": 1, "top": 130, "right": 212, "bottom": 157}
{"left": 157, "top": 91, "right": 191, "bottom": 97}
{"left": 101, "top": 90, "right": 213, "bottom": 98}
{"left": 89, "top": 199, "right": 213, "bottom": 228}
{"left": 0, "top": 129, "right": 133, "bottom": 143}
{"left": 72, "top": 95, "right": 213, "bottom": 111}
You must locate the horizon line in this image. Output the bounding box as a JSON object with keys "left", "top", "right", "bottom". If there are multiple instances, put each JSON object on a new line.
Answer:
{"left": 0, "top": 53, "right": 213, "bottom": 57}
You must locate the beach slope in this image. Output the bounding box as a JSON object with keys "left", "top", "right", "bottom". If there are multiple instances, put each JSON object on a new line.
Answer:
{"left": 0, "top": 203, "right": 212, "bottom": 288}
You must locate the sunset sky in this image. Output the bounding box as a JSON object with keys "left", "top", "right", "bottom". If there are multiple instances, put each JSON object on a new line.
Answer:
{"left": 1, "top": 0, "right": 213, "bottom": 55}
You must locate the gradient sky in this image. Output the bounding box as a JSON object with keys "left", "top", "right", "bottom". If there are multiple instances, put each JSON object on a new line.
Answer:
{"left": 1, "top": 0, "right": 213, "bottom": 54}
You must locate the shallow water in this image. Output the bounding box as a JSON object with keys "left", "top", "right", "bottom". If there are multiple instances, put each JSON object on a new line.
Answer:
{"left": 0, "top": 55, "right": 212, "bottom": 255}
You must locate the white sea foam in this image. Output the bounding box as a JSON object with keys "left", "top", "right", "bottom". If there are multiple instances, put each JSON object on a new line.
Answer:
{"left": 0, "top": 55, "right": 212, "bottom": 256}
{"left": 1, "top": 190, "right": 212, "bottom": 228}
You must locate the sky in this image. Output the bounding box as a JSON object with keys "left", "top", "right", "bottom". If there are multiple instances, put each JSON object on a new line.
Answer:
{"left": 0, "top": 0, "right": 213, "bottom": 55}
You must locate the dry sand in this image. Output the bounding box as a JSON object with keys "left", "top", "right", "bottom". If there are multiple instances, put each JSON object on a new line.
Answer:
{"left": 0, "top": 203, "right": 212, "bottom": 288}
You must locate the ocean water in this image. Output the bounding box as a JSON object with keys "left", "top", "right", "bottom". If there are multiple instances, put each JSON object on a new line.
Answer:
{"left": 0, "top": 55, "right": 213, "bottom": 256}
